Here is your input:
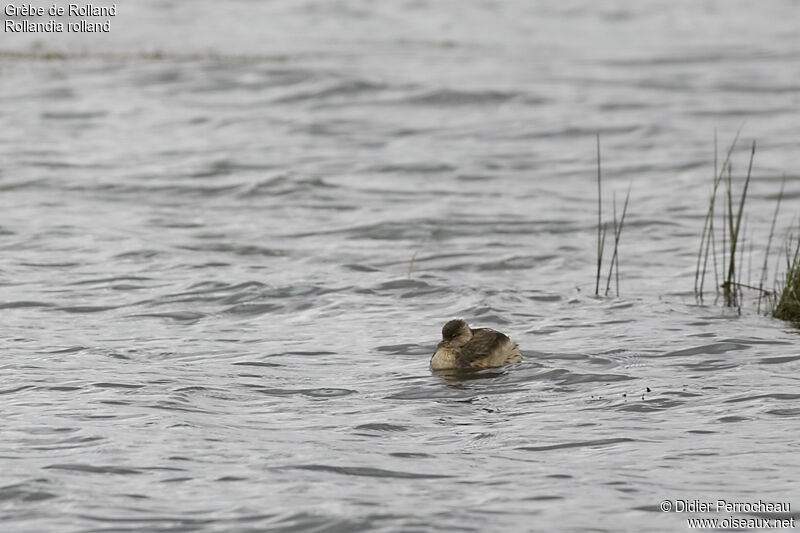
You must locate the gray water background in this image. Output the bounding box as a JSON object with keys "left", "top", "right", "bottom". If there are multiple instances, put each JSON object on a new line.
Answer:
{"left": 1, "top": 1, "right": 800, "bottom": 531}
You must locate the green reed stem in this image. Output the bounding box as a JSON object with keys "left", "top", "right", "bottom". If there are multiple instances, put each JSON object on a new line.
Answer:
{"left": 758, "top": 176, "right": 785, "bottom": 313}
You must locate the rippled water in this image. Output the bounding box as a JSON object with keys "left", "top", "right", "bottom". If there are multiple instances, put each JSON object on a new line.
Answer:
{"left": 2, "top": 1, "right": 800, "bottom": 531}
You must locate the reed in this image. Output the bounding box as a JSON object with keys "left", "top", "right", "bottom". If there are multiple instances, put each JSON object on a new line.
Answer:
{"left": 694, "top": 134, "right": 759, "bottom": 308}
{"left": 407, "top": 250, "right": 418, "bottom": 278}
{"left": 594, "top": 134, "right": 630, "bottom": 297}
{"left": 595, "top": 134, "right": 604, "bottom": 296}
{"left": 720, "top": 141, "right": 755, "bottom": 307}
{"left": 694, "top": 129, "right": 740, "bottom": 303}
{"left": 757, "top": 176, "right": 785, "bottom": 313}
{"left": 605, "top": 188, "right": 631, "bottom": 297}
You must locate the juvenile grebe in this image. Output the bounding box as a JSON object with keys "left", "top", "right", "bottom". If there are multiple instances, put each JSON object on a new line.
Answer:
{"left": 430, "top": 318, "right": 522, "bottom": 370}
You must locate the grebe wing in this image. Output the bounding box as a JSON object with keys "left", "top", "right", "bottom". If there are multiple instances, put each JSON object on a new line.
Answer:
{"left": 455, "top": 328, "right": 509, "bottom": 368}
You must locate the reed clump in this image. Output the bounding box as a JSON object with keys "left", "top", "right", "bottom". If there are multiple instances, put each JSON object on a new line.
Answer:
{"left": 694, "top": 132, "right": 757, "bottom": 310}
{"left": 694, "top": 132, "right": 799, "bottom": 325}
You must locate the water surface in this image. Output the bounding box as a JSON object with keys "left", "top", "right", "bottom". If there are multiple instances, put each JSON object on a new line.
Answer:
{"left": 2, "top": 1, "right": 800, "bottom": 531}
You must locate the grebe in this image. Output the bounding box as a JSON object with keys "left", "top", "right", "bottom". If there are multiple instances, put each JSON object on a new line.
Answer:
{"left": 430, "top": 318, "right": 522, "bottom": 370}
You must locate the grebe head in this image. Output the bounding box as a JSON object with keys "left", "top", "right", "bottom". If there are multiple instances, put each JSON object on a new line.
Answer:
{"left": 440, "top": 318, "right": 472, "bottom": 348}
